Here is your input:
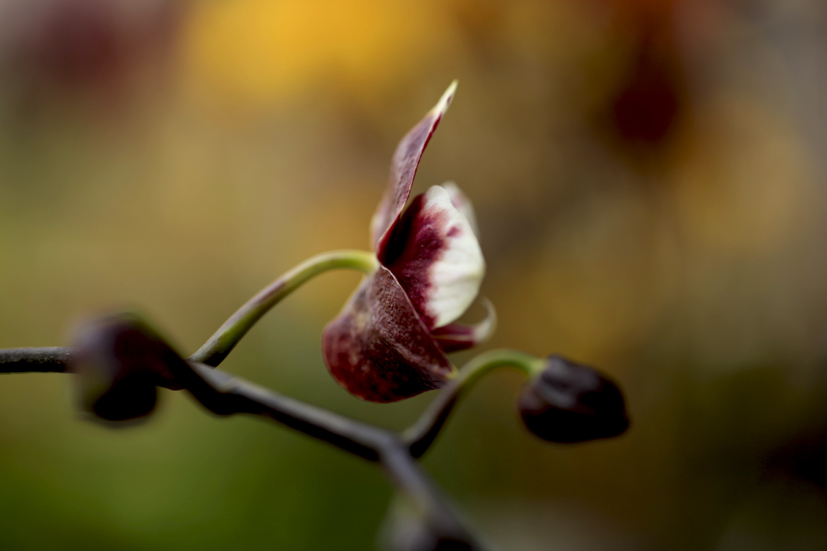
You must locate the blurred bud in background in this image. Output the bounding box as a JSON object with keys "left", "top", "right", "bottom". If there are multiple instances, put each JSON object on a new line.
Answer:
{"left": 607, "top": 21, "right": 682, "bottom": 150}
{"left": 590, "top": 0, "right": 689, "bottom": 167}
{"left": 0, "top": 0, "right": 182, "bottom": 114}
{"left": 71, "top": 312, "right": 184, "bottom": 423}
{"left": 378, "top": 493, "right": 476, "bottom": 551}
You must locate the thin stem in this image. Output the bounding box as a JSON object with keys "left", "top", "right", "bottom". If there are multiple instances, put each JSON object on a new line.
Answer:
{"left": 190, "top": 250, "right": 377, "bottom": 367}
{"left": 176, "top": 362, "right": 484, "bottom": 546}
{"left": 0, "top": 345, "right": 395, "bottom": 460}
{"left": 176, "top": 361, "right": 395, "bottom": 461}
{"left": 404, "top": 349, "right": 543, "bottom": 458}
{"left": 0, "top": 346, "right": 498, "bottom": 548}
{"left": 0, "top": 347, "right": 71, "bottom": 373}
{"left": 0, "top": 345, "right": 541, "bottom": 464}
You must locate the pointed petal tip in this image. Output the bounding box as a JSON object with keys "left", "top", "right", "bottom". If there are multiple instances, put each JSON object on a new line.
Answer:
{"left": 477, "top": 297, "right": 497, "bottom": 342}
{"left": 431, "top": 80, "right": 458, "bottom": 117}
{"left": 431, "top": 297, "right": 496, "bottom": 353}
{"left": 371, "top": 81, "right": 458, "bottom": 250}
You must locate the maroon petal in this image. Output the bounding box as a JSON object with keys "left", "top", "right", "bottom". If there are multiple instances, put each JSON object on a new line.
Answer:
{"left": 322, "top": 266, "right": 454, "bottom": 402}
{"left": 431, "top": 298, "right": 496, "bottom": 353}
{"left": 370, "top": 81, "right": 457, "bottom": 252}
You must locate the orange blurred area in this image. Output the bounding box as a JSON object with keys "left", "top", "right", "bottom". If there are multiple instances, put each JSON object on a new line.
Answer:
{"left": 182, "top": 0, "right": 454, "bottom": 108}
{"left": 2, "top": 0, "right": 827, "bottom": 549}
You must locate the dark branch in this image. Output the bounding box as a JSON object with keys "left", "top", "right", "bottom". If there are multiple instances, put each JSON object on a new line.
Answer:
{"left": 0, "top": 346, "right": 396, "bottom": 461}
{"left": 177, "top": 362, "right": 396, "bottom": 462}
{"left": 0, "top": 345, "right": 485, "bottom": 548}
{"left": 404, "top": 379, "right": 464, "bottom": 459}
{"left": 0, "top": 346, "right": 469, "bottom": 460}
{"left": 0, "top": 347, "right": 71, "bottom": 373}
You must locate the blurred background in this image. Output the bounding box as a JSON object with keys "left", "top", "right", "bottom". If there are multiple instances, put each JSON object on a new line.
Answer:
{"left": 1, "top": 0, "right": 826, "bottom": 549}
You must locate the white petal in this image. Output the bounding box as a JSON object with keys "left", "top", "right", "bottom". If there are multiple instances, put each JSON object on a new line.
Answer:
{"left": 421, "top": 185, "right": 485, "bottom": 328}
{"left": 441, "top": 182, "right": 480, "bottom": 239}
{"left": 381, "top": 185, "right": 485, "bottom": 330}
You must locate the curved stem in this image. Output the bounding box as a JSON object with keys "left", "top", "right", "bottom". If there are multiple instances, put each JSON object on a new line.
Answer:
{"left": 404, "top": 349, "right": 543, "bottom": 458}
{"left": 0, "top": 347, "right": 71, "bottom": 373}
{"left": 190, "top": 250, "right": 377, "bottom": 367}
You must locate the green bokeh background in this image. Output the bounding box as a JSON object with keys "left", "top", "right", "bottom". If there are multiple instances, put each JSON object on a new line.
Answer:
{"left": 1, "top": 0, "right": 827, "bottom": 549}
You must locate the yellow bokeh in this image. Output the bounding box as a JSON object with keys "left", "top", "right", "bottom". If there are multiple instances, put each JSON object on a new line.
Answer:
{"left": 182, "top": 0, "right": 452, "bottom": 107}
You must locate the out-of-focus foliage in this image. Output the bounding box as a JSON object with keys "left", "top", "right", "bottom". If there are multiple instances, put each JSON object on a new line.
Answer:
{"left": 1, "top": 0, "right": 827, "bottom": 549}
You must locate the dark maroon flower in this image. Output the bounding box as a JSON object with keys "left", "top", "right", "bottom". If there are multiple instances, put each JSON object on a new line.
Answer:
{"left": 322, "top": 83, "right": 493, "bottom": 402}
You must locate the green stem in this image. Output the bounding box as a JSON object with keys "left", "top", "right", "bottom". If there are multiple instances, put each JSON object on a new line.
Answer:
{"left": 404, "top": 349, "right": 544, "bottom": 457}
{"left": 190, "top": 250, "right": 377, "bottom": 367}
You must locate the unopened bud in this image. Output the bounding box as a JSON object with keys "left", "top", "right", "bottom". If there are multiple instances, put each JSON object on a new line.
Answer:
{"left": 518, "top": 355, "right": 629, "bottom": 443}
{"left": 379, "top": 494, "right": 477, "bottom": 551}
{"left": 70, "top": 312, "right": 185, "bottom": 422}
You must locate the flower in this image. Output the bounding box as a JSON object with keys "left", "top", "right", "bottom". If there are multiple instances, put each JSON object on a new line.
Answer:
{"left": 322, "top": 82, "right": 494, "bottom": 402}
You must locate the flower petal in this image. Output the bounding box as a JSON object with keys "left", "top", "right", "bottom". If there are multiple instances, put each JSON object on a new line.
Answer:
{"left": 380, "top": 185, "right": 484, "bottom": 330}
{"left": 371, "top": 81, "right": 457, "bottom": 251}
{"left": 441, "top": 182, "right": 480, "bottom": 239}
{"left": 431, "top": 298, "right": 496, "bottom": 353}
{"left": 322, "top": 266, "right": 454, "bottom": 402}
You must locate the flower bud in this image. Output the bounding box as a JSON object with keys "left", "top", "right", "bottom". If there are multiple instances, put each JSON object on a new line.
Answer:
{"left": 379, "top": 494, "right": 476, "bottom": 551}
{"left": 70, "top": 312, "right": 185, "bottom": 422}
{"left": 518, "top": 355, "right": 629, "bottom": 443}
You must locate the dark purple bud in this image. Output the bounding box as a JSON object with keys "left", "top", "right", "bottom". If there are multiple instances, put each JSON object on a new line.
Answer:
{"left": 70, "top": 312, "right": 185, "bottom": 422}
{"left": 518, "top": 355, "right": 629, "bottom": 443}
